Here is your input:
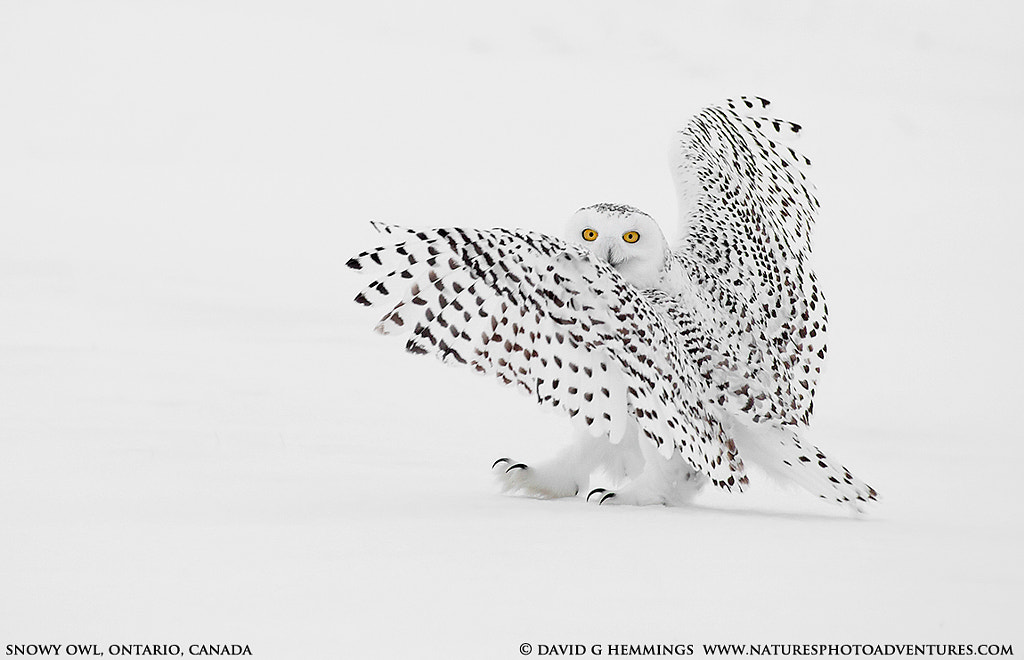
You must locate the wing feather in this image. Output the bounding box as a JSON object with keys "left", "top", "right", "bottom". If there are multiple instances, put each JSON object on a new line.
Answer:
{"left": 671, "top": 98, "right": 828, "bottom": 431}
{"left": 348, "top": 96, "right": 874, "bottom": 507}
{"left": 347, "top": 227, "right": 748, "bottom": 491}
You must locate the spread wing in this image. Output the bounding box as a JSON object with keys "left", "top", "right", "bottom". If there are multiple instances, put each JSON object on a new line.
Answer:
{"left": 670, "top": 96, "right": 829, "bottom": 430}
{"left": 346, "top": 223, "right": 749, "bottom": 492}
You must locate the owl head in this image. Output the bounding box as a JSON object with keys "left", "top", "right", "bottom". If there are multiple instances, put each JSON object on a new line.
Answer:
{"left": 565, "top": 203, "right": 669, "bottom": 289}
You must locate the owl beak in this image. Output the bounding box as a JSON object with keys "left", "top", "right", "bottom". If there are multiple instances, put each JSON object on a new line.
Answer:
{"left": 605, "top": 245, "right": 625, "bottom": 267}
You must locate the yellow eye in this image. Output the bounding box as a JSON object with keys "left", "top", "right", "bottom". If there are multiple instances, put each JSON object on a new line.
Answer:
{"left": 582, "top": 228, "right": 598, "bottom": 241}
{"left": 622, "top": 231, "right": 640, "bottom": 243}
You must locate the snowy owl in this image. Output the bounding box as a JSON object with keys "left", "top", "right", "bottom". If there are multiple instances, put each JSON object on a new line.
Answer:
{"left": 346, "top": 96, "right": 877, "bottom": 511}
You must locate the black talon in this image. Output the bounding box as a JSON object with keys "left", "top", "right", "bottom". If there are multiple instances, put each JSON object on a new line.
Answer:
{"left": 587, "top": 488, "right": 606, "bottom": 502}
{"left": 505, "top": 463, "right": 528, "bottom": 473}
{"left": 491, "top": 458, "right": 511, "bottom": 469}
{"left": 599, "top": 492, "right": 616, "bottom": 505}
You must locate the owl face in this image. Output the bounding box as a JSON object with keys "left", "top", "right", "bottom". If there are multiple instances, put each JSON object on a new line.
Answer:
{"left": 565, "top": 203, "right": 668, "bottom": 289}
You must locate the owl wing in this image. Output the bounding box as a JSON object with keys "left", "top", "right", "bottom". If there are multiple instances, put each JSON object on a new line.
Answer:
{"left": 670, "top": 96, "right": 829, "bottom": 430}
{"left": 347, "top": 223, "right": 749, "bottom": 492}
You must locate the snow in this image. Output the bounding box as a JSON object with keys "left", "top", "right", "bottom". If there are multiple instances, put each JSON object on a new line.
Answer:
{"left": 1, "top": 1, "right": 1022, "bottom": 657}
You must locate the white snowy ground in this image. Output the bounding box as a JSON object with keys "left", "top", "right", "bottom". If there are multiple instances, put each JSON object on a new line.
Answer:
{"left": 2, "top": 2, "right": 1022, "bottom": 658}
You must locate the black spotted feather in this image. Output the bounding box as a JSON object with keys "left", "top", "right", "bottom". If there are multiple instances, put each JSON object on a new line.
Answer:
{"left": 347, "top": 97, "right": 877, "bottom": 508}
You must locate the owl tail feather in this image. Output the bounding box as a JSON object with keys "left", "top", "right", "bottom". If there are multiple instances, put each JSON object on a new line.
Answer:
{"left": 728, "top": 420, "right": 878, "bottom": 513}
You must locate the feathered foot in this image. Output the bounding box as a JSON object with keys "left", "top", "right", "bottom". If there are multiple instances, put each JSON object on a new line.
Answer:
{"left": 491, "top": 427, "right": 638, "bottom": 500}
{"left": 491, "top": 457, "right": 583, "bottom": 499}
{"left": 587, "top": 444, "right": 707, "bottom": 507}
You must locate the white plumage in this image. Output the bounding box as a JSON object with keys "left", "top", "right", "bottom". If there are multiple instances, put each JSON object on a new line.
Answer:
{"left": 346, "top": 96, "right": 877, "bottom": 511}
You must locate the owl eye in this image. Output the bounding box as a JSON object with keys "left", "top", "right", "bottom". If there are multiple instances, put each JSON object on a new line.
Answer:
{"left": 622, "top": 231, "right": 640, "bottom": 243}
{"left": 582, "top": 228, "right": 598, "bottom": 241}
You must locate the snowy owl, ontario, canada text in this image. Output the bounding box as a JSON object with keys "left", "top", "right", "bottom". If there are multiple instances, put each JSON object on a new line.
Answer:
{"left": 346, "top": 96, "right": 877, "bottom": 512}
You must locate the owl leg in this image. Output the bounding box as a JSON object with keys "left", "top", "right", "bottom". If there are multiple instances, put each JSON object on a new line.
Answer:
{"left": 588, "top": 441, "right": 707, "bottom": 507}
{"left": 491, "top": 428, "right": 624, "bottom": 499}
